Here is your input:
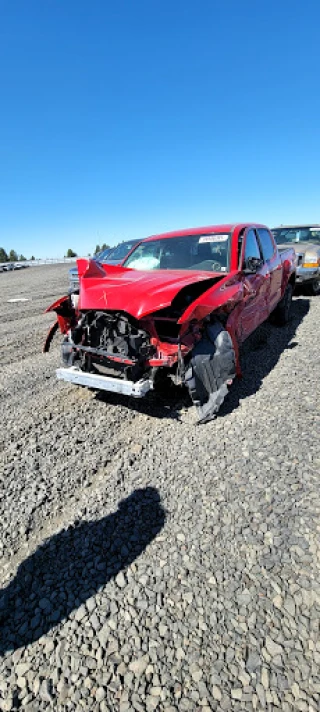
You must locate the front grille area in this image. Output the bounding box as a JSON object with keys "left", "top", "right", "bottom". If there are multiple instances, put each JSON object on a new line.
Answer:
{"left": 83, "top": 311, "right": 153, "bottom": 360}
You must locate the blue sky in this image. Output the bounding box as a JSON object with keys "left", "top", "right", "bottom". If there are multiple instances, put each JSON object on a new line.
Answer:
{"left": 0, "top": 0, "right": 319, "bottom": 258}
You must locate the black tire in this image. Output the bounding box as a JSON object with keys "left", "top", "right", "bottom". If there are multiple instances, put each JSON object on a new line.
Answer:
{"left": 306, "top": 278, "right": 320, "bottom": 296}
{"left": 272, "top": 283, "right": 293, "bottom": 326}
{"left": 184, "top": 321, "right": 236, "bottom": 423}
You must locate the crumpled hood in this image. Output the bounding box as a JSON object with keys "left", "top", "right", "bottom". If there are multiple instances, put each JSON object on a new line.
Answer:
{"left": 77, "top": 259, "right": 223, "bottom": 319}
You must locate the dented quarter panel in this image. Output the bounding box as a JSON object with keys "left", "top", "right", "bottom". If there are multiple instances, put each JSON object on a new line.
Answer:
{"left": 178, "top": 273, "right": 243, "bottom": 327}
{"left": 45, "top": 295, "right": 73, "bottom": 339}
{"left": 45, "top": 295, "right": 70, "bottom": 314}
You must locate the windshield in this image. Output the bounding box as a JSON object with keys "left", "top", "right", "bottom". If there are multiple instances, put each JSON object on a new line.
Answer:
{"left": 272, "top": 227, "right": 320, "bottom": 245}
{"left": 105, "top": 240, "right": 140, "bottom": 262}
{"left": 123, "top": 233, "right": 231, "bottom": 272}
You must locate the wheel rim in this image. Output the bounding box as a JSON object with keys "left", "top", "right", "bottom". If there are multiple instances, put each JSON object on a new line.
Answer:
{"left": 311, "top": 278, "right": 320, "bottom": 295}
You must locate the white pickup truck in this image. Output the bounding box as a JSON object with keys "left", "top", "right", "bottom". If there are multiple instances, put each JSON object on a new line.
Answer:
{"left": 272, "top": 225, "right": 320, "bottom": 295}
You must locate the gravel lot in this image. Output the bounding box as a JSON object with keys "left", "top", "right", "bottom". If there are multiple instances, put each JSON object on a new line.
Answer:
{"left": 0, "top": 264, "right": 319, "bottom": 712}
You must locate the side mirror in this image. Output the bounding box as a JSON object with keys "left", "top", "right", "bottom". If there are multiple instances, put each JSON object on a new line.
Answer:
{"left": 243, "top": 256, "right": 263, "bottom": 273}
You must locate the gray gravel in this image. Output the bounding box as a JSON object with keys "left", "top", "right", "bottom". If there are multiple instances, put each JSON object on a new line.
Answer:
{"left": 0, "top": 264, "right": 319, "bottom": 711}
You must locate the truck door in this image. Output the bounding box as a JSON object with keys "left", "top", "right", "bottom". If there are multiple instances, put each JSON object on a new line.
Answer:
{"left": 238, "top": 228, "right": 270, "bottom": 342}
{"left": 257, "top": 228, "right": 282, "bottom": 313}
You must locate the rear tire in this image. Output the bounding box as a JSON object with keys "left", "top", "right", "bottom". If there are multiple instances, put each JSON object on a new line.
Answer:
{"left": 184, "top": 321, "right": 236, "bottom": 423}
{"left": 272, "top": 283, "right": 293, "bottom": 326}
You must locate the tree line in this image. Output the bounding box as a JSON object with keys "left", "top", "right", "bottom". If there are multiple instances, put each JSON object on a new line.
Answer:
{"left": 94, "top": 243, "right": 110, "bottom": 255}
{"left": 0, "top": 247, "right": 78, "bottom": 261}
{"left": 64, "top": 243, "right": 110, "bottom": 258}
{"left": 0, "top": 242, "right": 111, "bottom": 263}
{"left": 0, "top": 248, "right": 29, "bottom": 263}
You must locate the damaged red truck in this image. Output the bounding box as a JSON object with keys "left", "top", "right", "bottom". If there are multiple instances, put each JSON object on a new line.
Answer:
{"left": 45, "top": 224, "right": 296, "bottom": 422}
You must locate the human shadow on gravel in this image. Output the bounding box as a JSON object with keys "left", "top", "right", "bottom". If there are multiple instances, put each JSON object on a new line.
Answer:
{"left": 0, "top": 487, "right": 165, "bottom": 655}
{"left": 95, "top": 297, "right": 310, "bottom": 421}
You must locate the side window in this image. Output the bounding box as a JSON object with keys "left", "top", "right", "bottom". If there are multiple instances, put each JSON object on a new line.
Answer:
{"left": 243, "top": 229, "right": 261, "bottom": 265}
{"left": 257, "top": 228, "right": 275, "bottom": 261}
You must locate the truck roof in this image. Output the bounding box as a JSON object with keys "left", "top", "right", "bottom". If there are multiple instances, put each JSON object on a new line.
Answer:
{"left": 142, "top": 223, "right": 268, "bottom": 242}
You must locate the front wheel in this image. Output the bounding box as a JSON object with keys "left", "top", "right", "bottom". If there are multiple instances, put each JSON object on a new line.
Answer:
{"left": 307, "top": 277, "right": 320, "bottom": 296}
{"left": 184, "top": 321, "right": 236, "bottom": 423}
{"left": 272, "top": 283, "right": 293, "bottom": 326}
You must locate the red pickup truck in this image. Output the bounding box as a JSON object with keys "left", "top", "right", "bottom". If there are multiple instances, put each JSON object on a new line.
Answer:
{"left": 45, "top": 224, "right": 296, "bottom": 422}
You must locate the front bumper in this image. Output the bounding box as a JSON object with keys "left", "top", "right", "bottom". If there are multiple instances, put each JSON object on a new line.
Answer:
{"left": 56, "top": 367, "right": 153, "bottom": 397}
{"left": 296, "top": 266, "right": 320, "bottom": 284}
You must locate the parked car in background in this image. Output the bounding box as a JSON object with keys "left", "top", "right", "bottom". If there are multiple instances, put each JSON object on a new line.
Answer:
{"left": 272, "top": 225, "right": 320, "bottom": 295}
{"left": 46, "top": 223, "right": 296, "bottom": 423}
{"left": 68, "top": 239, "right": 141, "bottom": 291}
{"left": 1, "top": 263, "right": 15, "bottom": 271}
{"left": 1, "top": 262, "right": 29, "bottom": 272}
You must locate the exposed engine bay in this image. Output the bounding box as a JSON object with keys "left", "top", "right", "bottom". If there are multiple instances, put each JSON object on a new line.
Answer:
{"left": 63, "top": 311, "right": 156, "bottom": 383}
